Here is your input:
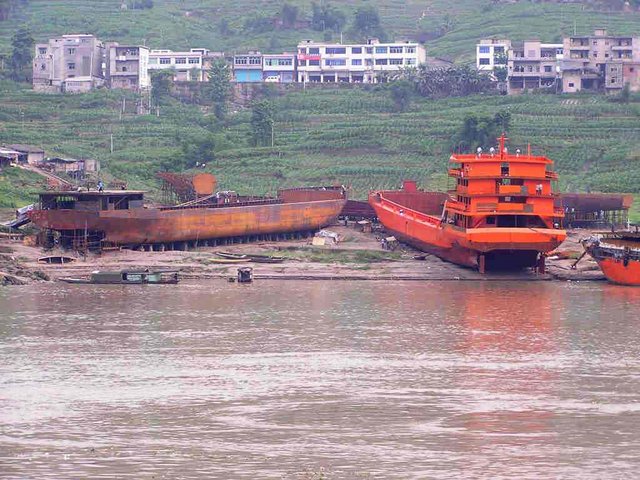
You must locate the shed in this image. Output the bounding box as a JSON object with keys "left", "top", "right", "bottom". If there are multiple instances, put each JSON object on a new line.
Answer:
{"left": 0, "top": 147, "right": 21, "bottom": 169}
{"left": 7, "top": 144, "right": 45, "bottom": 165}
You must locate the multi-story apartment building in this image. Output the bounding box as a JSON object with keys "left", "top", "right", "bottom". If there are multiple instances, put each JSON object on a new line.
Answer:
{"left": 507, "top": 41, "right": 563, "bottom": 93}
{"left": 233, "top": 52, "right": 263, "bottom": 82}
{"left": 105, "top": 44, "right": 150, "bottom": 91}
{"left": 296, "top": 38, "right": 426, "bottom": 83}
{"left": 476, "top": 38, "right": 511, "bottom": 72}
{"left": 562, "top": 29, "right": 640, "bottom": 93}
{"left": 33, "top": 34, "right": 105, "bottom": 93}
{"left": 148, "top": 48, "right": 217, "bottom": 82}
{"left": 262, "top": 53, "right": 296, "bottom": 82}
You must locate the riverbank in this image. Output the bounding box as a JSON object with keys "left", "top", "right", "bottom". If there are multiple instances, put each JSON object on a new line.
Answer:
{"left": 0, "top": 223, "right": 605, "bottom": 285}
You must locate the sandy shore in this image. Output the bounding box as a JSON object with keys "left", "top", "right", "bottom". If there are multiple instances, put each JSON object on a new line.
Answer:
{"left": 0, "top": 223, "right": 605, "bottom": 285}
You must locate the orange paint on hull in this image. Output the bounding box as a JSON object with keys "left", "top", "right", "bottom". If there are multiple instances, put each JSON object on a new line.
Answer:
{"left": 594, "top": 257, "right": 640, "bottom": 286}
{"left": 370, "top": 191, "right": 565, "bottom": 269}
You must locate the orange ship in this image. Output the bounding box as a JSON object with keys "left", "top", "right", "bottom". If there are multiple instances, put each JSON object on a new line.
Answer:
{"left": 582, "top": 230, "right": 640, "bottom": 286}
{"left": 28, "top": 184, "right": 346, "bottom": 250}
{"left": 369, "top": 135, "right": 566, "bottom": 272}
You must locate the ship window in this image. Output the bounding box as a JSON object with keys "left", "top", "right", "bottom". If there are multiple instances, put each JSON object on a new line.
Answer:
{"left": 501, "top": 162, "right": 510, "bottom": 176}
{"left": 486, "top": 216, "right": 496, "bottom": 225}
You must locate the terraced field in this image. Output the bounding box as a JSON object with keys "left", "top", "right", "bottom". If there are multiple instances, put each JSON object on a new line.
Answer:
{"left": 1, "top": 81, "right": 638, "bottom": 218}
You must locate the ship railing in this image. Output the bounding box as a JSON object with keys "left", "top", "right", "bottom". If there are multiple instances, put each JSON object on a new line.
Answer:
{"left": 448, "top": 168, "right": 462, "bottom": 177}
{"left": 159, "top": 198, "right": 283, "bottom": 211}
{"left": 446, "top": 199, "right": 467, "bottom": 211}
{"left": 545, "top": 171, "right": 559, "bottom": 180}
{"left": 554, "top": 207, "right": 565, "bottom": 216}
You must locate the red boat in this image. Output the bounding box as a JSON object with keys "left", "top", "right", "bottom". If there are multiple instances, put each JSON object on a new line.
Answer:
{"left": 583, "top": 229, "right": 640, "bottom": 286}
{"left": 369, "top": 135, "right": 566, "bottom": 272}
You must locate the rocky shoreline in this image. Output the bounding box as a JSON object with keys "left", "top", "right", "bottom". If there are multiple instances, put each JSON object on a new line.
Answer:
{"left": 0, "top": 225, "right": 605, "bottom": 286}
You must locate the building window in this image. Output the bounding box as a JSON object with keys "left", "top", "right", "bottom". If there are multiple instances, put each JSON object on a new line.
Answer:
{"left": 298, "top": 48, "right": 306, "bottom": 54}
{"left": 189, "top": 58, "right": 201, "bottom": 64}
{"left": 326, "top": 47, "right": 346, "bottom": 54}
{"left": 479, "top": 46, "right": 491, "bottom": 54}
{"left": 325, "top": 59, "right": 346, "bottom": 66}
{"left": 68, "top": 48, "right": 76, "bottom": 54}
{"left": 405, "top": 58, "right": 416, "bottom": 65}
{"left": 67, "top": 62, "right": 75, "bottom": 70}
{"left": 175, "top": 58, "right": 187, "bottom": 64}
{"left": 390, "top": 46, "right": 403, "bottom": 54}
{"left": 375, "top": 58, "right": 388, "bottom": 65}
{"left": 309, "top": 59, "right": 320, "bottom": 66}
{"left": 309, "top": 47, "right": 319, "bottom": 54}
{"left": 352, "top": 47, "right": 362, "bottom": 54}
{"left": 389, "top": 58, "right": 403, "bottom": 65}
{"left": 544, "top": 65, "right": 552, "bottom": 72}
{"left": 375, "top": 46, "right": 387, "bottom": 54}
{"left": 280, "top": 58, "right": 292, "bottom": 66}
{"left": 479, "top": 58, "right": 490, "bottom": 65}
{"left": 352, "top": 59, "right": 362, "bottom": 66}
{"left": 366, "top": 47, "right": 373, "bottom": 54}
{"left": 148, "top": 58, "right": 158, "bottom": 64}
{"left": 248, "top": 57, "right": 261, "bottom": 65}
{"left": 160, "top": 58, "right": 171, "bottom": 64}
{"left": 299, "top": 60, "right": 306, "bottom": 67}
{"left": 235, "top": 57, "right": 247, "bottom": 65}
{"left": 605, "top": 53, "right": 609, "bottom": 58}
{"left": 405, "top": 46, "right": 416, "bottom": 54}
{"left": 568, "top": 82, "right": 575, "bottom": 87}
{"left": 40, "top": 64, "right": 46, "bottom": 70}
{"left": 38, "top": 48, "right": 47, "bottom": 55}
{"left": 611, "top": 78, "right": 617, "bottom": 84}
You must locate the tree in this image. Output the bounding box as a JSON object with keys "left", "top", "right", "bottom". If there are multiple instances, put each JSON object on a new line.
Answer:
{"left": 150, "top": 70, "right": 173, "bottom": 105}
{"left": 10, "top": 27, "right": 34, "bottom": 82}
{"left": 494, "top": 66, "right": 508, "bottom": 82}
{"left": 454, "top": 112, "right": 511, "bottom": 152}
{"left": 351, "top": 5, "right": 386, "bottom": 41}
{"left": 250, "top": 100, "right": 275, "bottom": 147}
{"left": 181, "top": 132, "right": 217, "bottom": 169}
{"left": 311, "top": 1, "right": 346, "bottom": 32}
{"left": 389, "top": 80, "right": 413, "bottom": 112}
{"left": 207, "top": 58, "right": 231, "bottom": 121}
{"left": 404, "top": 64, "right": 495, "bottom": 99}
{"left": 280, "top": 2, "right": 298, "bottom": 29}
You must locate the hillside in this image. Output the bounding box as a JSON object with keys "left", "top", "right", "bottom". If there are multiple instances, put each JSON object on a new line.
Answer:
{"left": 0, "top": 0, "right": 639, "bottom": 61}
{"left": 1, "top": 80, "right": 638, "bottom": 218}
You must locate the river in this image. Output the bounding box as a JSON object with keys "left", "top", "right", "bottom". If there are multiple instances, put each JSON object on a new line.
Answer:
{"left": 1, "top": 280, "right": 639, "bottom": 479}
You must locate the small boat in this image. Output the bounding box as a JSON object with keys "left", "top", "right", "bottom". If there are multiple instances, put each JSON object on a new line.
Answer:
{"left": 582, "top": 228, "right": 640, "bottom": 286}
{"left": 60, "top": 269, "right": 180, "bottom": 284}
{"left": 216, "top": 252, "right": 248, "bottom": 260}
{"left": 250, "top": 256, "right": 284, "bottom": 264}
{"left": 38, "top": 255, "right": 76, "bottom": 264}
{"left": 210, "top": 257, "right": 249, "bottom": 264}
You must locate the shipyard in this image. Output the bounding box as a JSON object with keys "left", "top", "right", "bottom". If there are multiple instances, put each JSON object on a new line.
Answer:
{"left": 2, "top": 1, "right": 640, "bottom": 479}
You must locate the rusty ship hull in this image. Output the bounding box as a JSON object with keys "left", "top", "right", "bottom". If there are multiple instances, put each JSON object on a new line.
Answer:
{"left": 29, "top": 187, "right": 346, "bottom": 247}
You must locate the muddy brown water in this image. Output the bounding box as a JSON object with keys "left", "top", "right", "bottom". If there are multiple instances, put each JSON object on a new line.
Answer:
{"left": 1, "top": 281, "right": 640, "bottom": 479}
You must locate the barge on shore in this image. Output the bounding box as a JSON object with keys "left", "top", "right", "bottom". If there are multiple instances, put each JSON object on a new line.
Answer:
{"left": 369, "top": 135, "right": 566, "bottom": 272}
{"left": 28, "top": 185, "right": 346, "bottom": 251}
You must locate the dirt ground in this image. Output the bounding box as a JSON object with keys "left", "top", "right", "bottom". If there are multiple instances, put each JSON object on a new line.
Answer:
{"left": 0, "top": 222, "right": 606, "bottom": 285}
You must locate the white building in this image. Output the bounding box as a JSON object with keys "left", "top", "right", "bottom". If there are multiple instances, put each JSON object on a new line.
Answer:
{"left": 148, "top": 48, "right": 209, "bottom": 82}
{"left": 476, "top": 38, "right": 511, "bottom": 72}
{"left": 105, "top": 44, "right": 150, "bottom": 91}
{"left": 296, "top": 38, "right": 426, "bottom": 83}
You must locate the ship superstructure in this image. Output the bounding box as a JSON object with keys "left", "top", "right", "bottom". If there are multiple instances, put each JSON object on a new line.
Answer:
{"left": 369, "top": 135, "right": 566, "bottom": 272}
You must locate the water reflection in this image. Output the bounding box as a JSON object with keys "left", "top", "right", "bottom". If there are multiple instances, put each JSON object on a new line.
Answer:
{"left": 0, "top": 281, "right": 639, "bottom": 479}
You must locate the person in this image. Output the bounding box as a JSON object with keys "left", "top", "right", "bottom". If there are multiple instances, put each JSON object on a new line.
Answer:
{"left": 536, "top": 183, "right": 543, "bottom": 195}
{"left": 97, "top": 180, "right": 104, "bottom": 192}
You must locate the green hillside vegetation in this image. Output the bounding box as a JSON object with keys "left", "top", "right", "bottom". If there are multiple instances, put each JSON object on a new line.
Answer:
{"left": 1, "top": 80, "right": 638, "bottom": 218}
{"left": 0, "top": 0, "right": 639, "bottom": 61}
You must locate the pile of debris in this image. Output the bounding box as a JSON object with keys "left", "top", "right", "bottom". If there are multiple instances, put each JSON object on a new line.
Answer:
{"left": 0, "top": 246, "right": 49, "bottom": 285}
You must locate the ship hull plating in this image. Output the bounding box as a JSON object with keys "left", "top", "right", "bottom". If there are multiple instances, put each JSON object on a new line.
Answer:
{"left": 30, "top": 196, "right": 346, "bottom": 246}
